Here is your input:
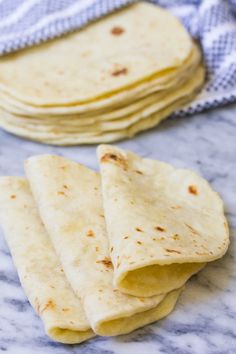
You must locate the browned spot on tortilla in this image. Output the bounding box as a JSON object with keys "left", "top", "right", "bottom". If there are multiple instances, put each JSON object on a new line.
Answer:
{"left": 100, "top": 152, "right": 127, "bottom": 170}
{"left": 57, "top": 191, "right": 65, "bottom": 196}
{"left": 172, "top": 234, "right": 180, "bottom": 240}
{"left": 137, "top": 241, "right": 142, "bottom": 245}
{"left": 63, "top": 184, "right": 68, "bottom": 189}
{"left": 10, "top": 195, "right": 16, "bottom": 199}
{"left": 100, "top": 214, "right": 105, "bottom": 218}
{"left": 155, "top": 226, "right": 165, "bottom": 232}
{"left": 86, "top": 229, "right": 94, "bottom": 237}
{"left": 40, "top": 299, "right": 55, "bottom": 313}
{"left": 94, "top": 187, "right": 98, "bottom": 191}
{"left": 117, "top": 261, "right": 121, "bottom": 268}
{"left": 188, "top": 185, "right": 198, "bottom": 195}
{"left": 69, "top": 320, "right": 74, "bottom": 325}
{"left": 196, "top": 252, "right": 209, "bottom": 256}
{"left": 72, "top": 258, "right": 80, "bottom": 267}
{"left": 170, "top": 205, "right": 181, "bottom": 210}
{"left": 81, "top": 50, "right": 91, "bottom": 58}
{"left": 165, "top": 248, "right": 181, "bottom": 254}
{"left": 95, "top": 246, "right": 99, "bottom": 252}
{"left": 112, "top": 67, "right": 128, "bottom": 76}
{"left": 185, "top": 223, "right": 199, "bottom": 235}
{"left": 110, "top": 246, "right": 113, "bottom": 252}
{"left": 96, "top": 257, "right": 113, "bottom": 269}
{"left": 123, "top": 236, "right": 129, "bottom": 239}
{"left": 135, "top": 170, "right": 143, "bottom": 175}
{"left": 62, "top": 308, "right": 70, "bottom": 312}
{"left": 98, "top": 289, "right": 103, "bottom": 293}
{"left": 129, "top": 261, "right": 135, "bottom": 264}
{"left": 136, "top": 227, "right": 143, "bottom": 232}
{"left": 160, "top": 237, "right": 165, "bottom": 240}
{"left": 50, "top": 285, "right": 55, "bottom": 289}
{"left": 111, "top": 26, "right": 125, "bottom": 35}
{"left": 60, "top": 166, "right": 66, "bottom": 170}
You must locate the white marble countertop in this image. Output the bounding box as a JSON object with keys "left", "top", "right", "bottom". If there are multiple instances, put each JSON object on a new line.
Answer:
{"left": 0, "top": 104, "right": 235, "bottom": 354}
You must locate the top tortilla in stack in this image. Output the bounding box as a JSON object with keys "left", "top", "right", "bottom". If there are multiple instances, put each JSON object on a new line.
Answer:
{"left": 0, "top": 3, "right": 205, "bottom": 144}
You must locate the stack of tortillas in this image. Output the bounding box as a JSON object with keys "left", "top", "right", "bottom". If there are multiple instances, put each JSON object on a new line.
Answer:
{"left": 0, "top": 3, "right": 205, "bottom": 145}
{"left": 0, "top": 145, "right": 229, "bottom": 343}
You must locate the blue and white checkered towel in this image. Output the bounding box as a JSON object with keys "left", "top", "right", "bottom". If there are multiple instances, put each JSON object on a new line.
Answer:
{"left": 0, "top": 0, "right": 235, "bottom": 114}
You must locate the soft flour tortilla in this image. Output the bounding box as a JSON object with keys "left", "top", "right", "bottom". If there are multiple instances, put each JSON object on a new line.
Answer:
{"left": 25, "top": 155, "right": 183, "bottom": 336}
{"left": 0, "top": 57, "right": 200, "bottom": 126}
{"left": 0, "top": 3, "right": 192, "bottom": 106}
{"left": 0, "top": 65, "right": 204, "bottom": 133}
{"left": 0, "top": 95, "right": 196, "bottom": 145}
{"left": 0, "top": 67, "right": 204, "bottom": 145}
{"left": 97, "top": 145, "right": 229, "bottom": 297}
{"left": 0, "top": 43, "right": 200, "bottom": 116}
{"left": 0, "top": 177, "right": 93, "bottom": 344}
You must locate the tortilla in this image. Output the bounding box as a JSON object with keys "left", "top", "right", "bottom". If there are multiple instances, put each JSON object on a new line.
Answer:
{"left": 0, "top": 97, "right": 194, "bottom": 145}
{"left": 0, "top": 43, "right": 200, "bottom": 116}
{"left": 0, "top": 65, "right": 204, "bottom": 133}
{"left": 0, "top": 59, "right": 199, "bottom": 126}
{"left": 97, "top": 145, "right": 229, "bottom": 297}
{"left": 25, "top": 154, "right": 183, "bottom": 336}
{"left": 0, "top": 66, "right": 204, "bottom": 145}
{"left": 0, "top": 177, "right": 94, "bottom": 344}
{"left": 0, "top": 3, "right": 192, "bottom": 106}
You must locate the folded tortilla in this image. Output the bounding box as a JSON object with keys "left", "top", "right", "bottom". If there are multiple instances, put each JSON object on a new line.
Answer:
{"left": 25, "top": 155, "right": 183, "bottom": 336}
{"left": 97, "top": 145, "right": 229, "bottom": 297}
{"left": 0, "top": 177, "right": 94, "bottom": 344}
